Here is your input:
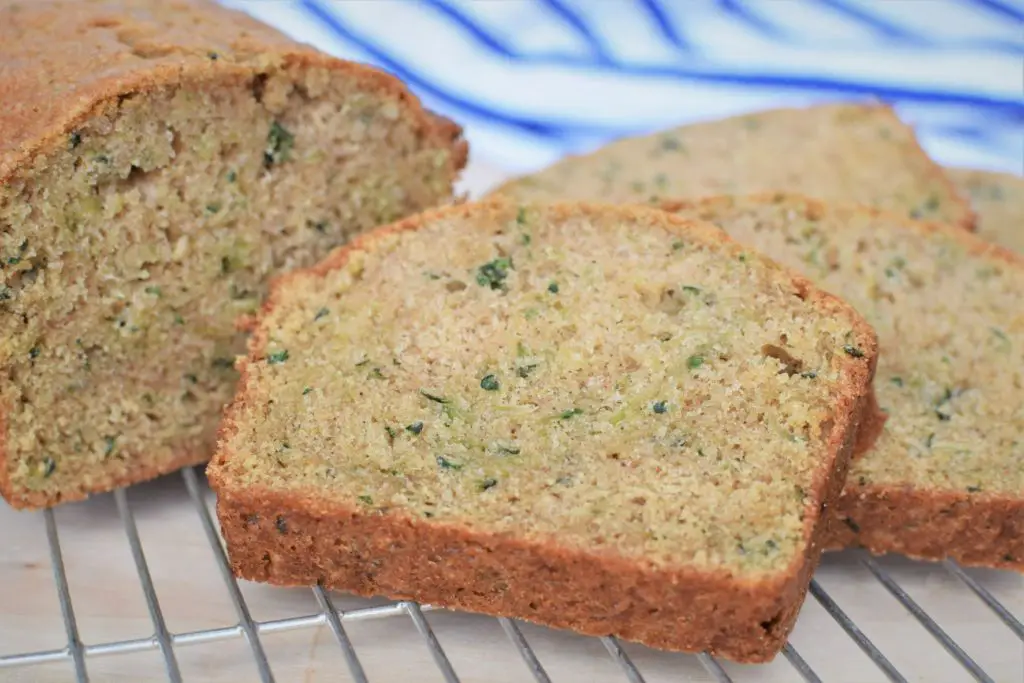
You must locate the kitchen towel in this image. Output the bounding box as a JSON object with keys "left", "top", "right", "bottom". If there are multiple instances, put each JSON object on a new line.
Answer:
{"left": 223, "top": 0, "right": 1024, "bottom": 174}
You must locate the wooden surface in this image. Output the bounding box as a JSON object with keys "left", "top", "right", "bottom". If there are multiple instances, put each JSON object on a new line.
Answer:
{"left": 2, "top": 160, "right": 1023, "bottom": 683}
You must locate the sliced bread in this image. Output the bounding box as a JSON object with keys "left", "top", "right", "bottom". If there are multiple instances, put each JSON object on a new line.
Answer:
{"left": 208, "top": 199, "right": 878, "bottom": 662}
{"left": 664, "top": 194, "right": 1024, "bottom": 570}
{"left": 489, "top": 103, "right": 974, "bottom": 230}
{"left": 0, "top": 0, "right": 467, "bottom": 508}
{"left": 948, "top": 168, "right": 1024, "bottom": 254}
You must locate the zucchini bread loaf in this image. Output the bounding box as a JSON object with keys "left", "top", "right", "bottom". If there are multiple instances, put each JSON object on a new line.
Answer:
{"left": 948, "top": 168, "right": 1024, "bottom": 254}
{"left": 0, "top": 0, "right": 467, "bottom": 508}
{"left": 490, "top": 103, "right": 974, "bottom": 230}
{"left": 665, "top": 194, "right": 1024, "bottom": 570}
{"left": 208, "top": 200, "right": 879, "bottom": 662}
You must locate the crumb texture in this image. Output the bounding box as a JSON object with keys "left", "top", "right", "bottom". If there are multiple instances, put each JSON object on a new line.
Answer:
{"left": 216, "top": 201, "right": 876, "bottom": 577}
{"left": 0, "top": 0, "right": 465, "bottom": 507}
{"left": 667, "top": 195, "right": 1023, "bottom": 566}
{"left": 948, "top": 168, "right": 1024, "bottom": 254}
{"left": 491, "top": 103, "right": 972, "bottom": 228}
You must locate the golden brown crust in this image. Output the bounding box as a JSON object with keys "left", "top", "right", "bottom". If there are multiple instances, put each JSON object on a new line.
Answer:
{"left": 0, "top": 0, "right": 467, "bottom": 510}
{"left": 660, "top": 191, "right": 1022, "bottom": 571}
{"left": 490, "top": 103, "right": 975, "bottom": 231}
{"left": 660, "top": 191, "right": 1023, "bottom": 278}
{"left": 209, "top": 199, "right": 878, "bottom": 662}
{"left": 824, "top": 484, "right": 1024, "bottom": 571}
{"left": 0, "top": 0, "right": 467, "bottom": 186}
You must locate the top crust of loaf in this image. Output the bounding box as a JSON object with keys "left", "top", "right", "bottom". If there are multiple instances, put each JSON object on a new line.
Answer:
{"left": 488, "top": 102, "right": 974, "bottom": 231}
{"left": 209, "top": 198, "right": 878, "bottom": 583}
{"left": 0, "top": 0, "right": 467, "bottom": 184}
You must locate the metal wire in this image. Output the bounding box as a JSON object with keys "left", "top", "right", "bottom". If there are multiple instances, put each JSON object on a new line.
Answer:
{"left": 312, "top": 585, "right": 369, "bottom": 683}
{"left": 942, "top": 560, "right": 1024, "bottom": 640}
{"left": 2, "top": 479, "right": 1019, "bottom": 683}
{"left": 600, "top": 636, "right": 646, "bottom": 683}
{"left": 862, "top": 558, "right": 995, "bottom": 683}
{"left": 696, "top": 652, "right": 734, "bottom": 682}
{"left": 114, "top": 488, "right": 183, "bottom": 682}
{"left": 782, "top": 643, "right": 822, "bottom": 683}
{"left": 808, "top": 579, "right": 908, "bottom": 683}
{"left": 181, "top": 467, "right": 275, "bottom": 683}
{"left": 43, "top": 508, "right": 88, "bottom": 683}
{"left": 404, "top": 602, "right": 461, "bottom": 683}
{"left": 497, "top": 618, "right": 552, "bottom": 683}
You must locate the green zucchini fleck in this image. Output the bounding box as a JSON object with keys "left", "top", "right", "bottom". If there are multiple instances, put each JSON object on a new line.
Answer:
{"left": 436, "top": 455, "right": 463, "bottom": 470}
{"left": 843, "top": 345, "right": 865, "bottom": 358}
{"left": 358, "top": 494, "right": 374, "bottom": 505}
{"left": 547, "top": 281, "right": 559, "bottom": 294}
{"left": 687, "top": 354, "right": 704, "bottom": 369}
{"left": 40, "top": 456, "right": 56, "bottom": 478}
{"left": 652, "top": 400, "right": 668, "bottom": 414}
{"left": 476, "top": 257, "right": 513, "bottom": 290}
{"left": 492, "top": 441, "right": 520, "bottom": 455}
{"left": 406, "top": 421, "right": 424, "bottom": 435}
{"left": 480, "top": 477, "right": 498, "bottom": 491}
{"left": 559, "top": 407, "right": 583, "bottom": 420}
{"left": 264, "top": 121, "right": 295, "bottom": 167}
{"left": 267, "top": 350, "right": 290, "bottom": 365}
{"left": 480, "top": 374, "right": 500, "bottom": 391}
{"left": 420, "top": 389, "right": 449, "bottom": 404}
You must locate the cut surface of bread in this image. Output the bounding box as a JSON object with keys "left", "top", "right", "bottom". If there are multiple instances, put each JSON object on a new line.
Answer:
{"left": 948, "top": 168, "right": 1024, "bottom": 254}
{"left": 490, "top": 103, "right": 974, "bottom": 230}
{"left": 665, "top": 194, "right": 1024, "bottom": 570}
{"left": 0, "top": 0, "right": 466, "bottom": 508}
{"left": 208, "top": 200, "right": 878, "bottom": 662}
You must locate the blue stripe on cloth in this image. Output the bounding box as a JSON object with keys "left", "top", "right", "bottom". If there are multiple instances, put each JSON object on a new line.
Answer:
{"left": 419, "top": 0, "right": 520, "bottom": 58}
{"left": 637, "top": 0, "right": 693, "bottom": 52}
{"left": 305, "top": 1, "right": 1024, "bottom": 118}
{"left": 968, "top": 0, "right": 1024, "bottom": 23}
{"left": 816, "top": 0, "right": 925, "bottom": 41}
{"left": 717, "top": 0, "right": 789, "bottom": 40}
{"left": 241, "top": 0, "right": 1023, "bottom": 172}
{"left": 537, "top": 0, "right": 613, "bottom": 63}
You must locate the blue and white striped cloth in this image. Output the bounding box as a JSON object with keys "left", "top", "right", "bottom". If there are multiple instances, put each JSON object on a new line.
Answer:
{"left": 224, "top": 0, "right": 1024, "bottom": 175}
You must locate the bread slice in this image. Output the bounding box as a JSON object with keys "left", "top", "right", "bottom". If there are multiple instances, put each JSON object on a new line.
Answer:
{"left": 489, "top": 103, "right": 974, "bottom": 230}
{"left": 663, "top": 194, "right": 1024, "bottom": 570}
{"left": 948, "top": 168, "right": 1024, "bottom": 254}
{"left": 208, "top": 199, "right": 879, "bottom": 662}
{"left": 0, "top": 0, "right": 467, "bottom": 509}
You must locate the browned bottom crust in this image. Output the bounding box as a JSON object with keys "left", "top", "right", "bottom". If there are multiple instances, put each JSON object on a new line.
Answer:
{"left": 824, "top": 484, "right": 1024, "bottom": 572}
{"left": 212, "top": 386, "right": 866, "bottom": 664}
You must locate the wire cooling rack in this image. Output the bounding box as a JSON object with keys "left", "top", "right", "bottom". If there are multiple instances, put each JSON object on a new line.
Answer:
{"left": 1, "top": 467, "right": 1021, "bottom": 683}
